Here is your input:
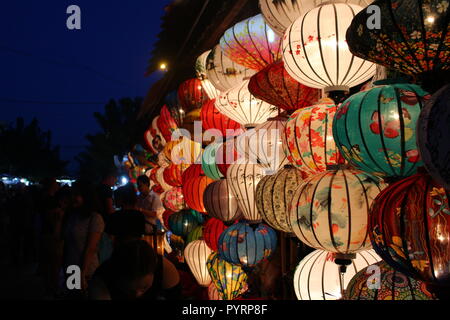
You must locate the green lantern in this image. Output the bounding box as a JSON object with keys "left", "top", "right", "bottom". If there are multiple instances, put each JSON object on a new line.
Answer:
{"left": 201, "top": 143, "right": 223, "bottom": 180}
{"left": 186, "top": 225, "right": 204, "bottom": 244}
{"left": 332, "top": 83, "right": 430, "bottom": 180}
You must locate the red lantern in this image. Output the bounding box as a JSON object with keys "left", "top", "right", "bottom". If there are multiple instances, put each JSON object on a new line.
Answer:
{"left": 163, "top": 164, "right": 188, "bottom": 187}
{"left": 157, "top": 105, "right": 178, "bottom": 142}
{"left": 248, "top": 60, "right": 321, "bottom": 112}
{"left": 182, "top": 175, "right": 215, "bottom": 213}
{"left": 152, "top": 184, "right": 164, "bottom": 195}
{"left": 204, "top": 218, "right": 227, "bottom": 252}
{"left": 200, "top": 99, "right": 243, "bottom": 138}
{"left": 178, "top": 78, "right": 209, "bottom": 113}
{"left": 182, "top": 164, "right": 204, "bottom": 185}
{"left": 163, "top": 210, "right": 174, "bottom": 230}
{"left": 215, "top": 137, "right": 242, "bottom": 176}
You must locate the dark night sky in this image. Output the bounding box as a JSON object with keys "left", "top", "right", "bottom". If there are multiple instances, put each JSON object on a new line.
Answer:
{"left": 0, "top": 1, "right": 171, "bottom": 174}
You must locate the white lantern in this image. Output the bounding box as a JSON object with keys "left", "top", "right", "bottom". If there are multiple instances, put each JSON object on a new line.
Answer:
{"left": 196, "top": 50, "right": 222, "bottom": 99}
{"left": 156, "top": 167, "right": 172, "bottom": 192}
{"left": 293, "top": 249, "right": 381, "bottom": 300}
{"left": 282, "top": 3, "right": 376, "bottom": 92}
{"left": 215, "top": 80, "right": 279, "bottom": 128}
{"left": 184, "top": 240, "right": 213, "bottom": 287}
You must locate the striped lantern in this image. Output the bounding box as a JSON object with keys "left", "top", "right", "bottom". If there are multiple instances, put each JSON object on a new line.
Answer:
{"left": 156, "top": 167, "right": 172, "bottom": 192}
{"left": 182, "top": 175, "right": 215, "bottom": 213}
{"left": 182, "top": 164, "right": 204, "bottom": 185}
{"left": 203, "top": 178, "right": 243, "bottom": 224}
{"left": 200, "top": 99, "right": 243, "bottom": 138}
{"left": 168, "top": 210, "right": 200, "bottom": 237}
{"left": 195, "top": 50, "right": 222, "bottom": 99}
{"left": 177, "top": 78, "right": 209, "bottom": 113}
{"left": 289, "top": 168, "right": 386, "bottom": 254}
{"left": 204, "top": 218, "right": 228, "bottom": 252}
{"left": 201, "top": 143, "right": 224, "bottom": 181}
{"left": 184, "top": 240, "right": 213, "bottom": 287}
{"left": 157, "top": 105, "right": 179, "bottom": 142}
{"left": 163, "top": 163, "right": 188, "bottom": 187}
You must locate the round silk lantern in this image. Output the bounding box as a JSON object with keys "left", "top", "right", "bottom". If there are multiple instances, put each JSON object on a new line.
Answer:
{"left": 204, "top": 218, "right": 227, "bottom": 252}
{"left": 215, "top": 80, "right": 279, "bottom": 128}
{"left": 282, "top": 3, "right": 376, "bottom": 92}
{"left": 162, "top": 187, "right": 187, "bottom": 213}
{"left": 168, "top": 210, "right": 200, "bottom": 237}
{"left": 208, "top": 282, "right": 223, "bottom": 300}
{"left": 369, "top": 171, "right": 450, "bottom": 297}
{"left": 227, "top": 162, "right": 269, "bottom": 222}
{"left": 417, "top": 84, "right": 450, "bottom": 189}
{"left": 289, "top": 168, "right": 386, "bottom": 254}
{"left": 182, "top": 164, "right": 204, "bottom": 185}
{"left": 186, "top": 225, "right": 203, "bottom": 244}
{"left": 294, "top": 249, "right": 381, "bottom": 300}
{"left": 220, "top": 14, "right": 282, "bottom": 71}
{"left": 201, "top": 143, "right": 223, "bottom": 180}
{"left": 205, "top": 45, "right": 257, "bottom": 93}
{"left": 196, "top": 50, "right": 222, "bottom": 99}
{"left": 248, "top": 60, "right": 320, "bottom": 111}
{"left": 333, "top": 83, "right": 430, "bottom": 179}
{"left": 207, "top": 252, "right": 248, "bottom": 300}
{"left": 184, "top": 240, "right": 213, "bottom": 287}
{"left": 200, "top": 99, "right": 243, "bottom": 138}
{"left": 345, "top": 261, "right": 435, "bottom": 300}
{"left": 157, "top": 152, "right": 171, "bottom": 169}
{"left": 163, "top": 163, "right": 188, "bottom": 187}
{"left": 256, "top": 165, "right": 303, "bottom": 232}
{"left": 346, "top": 0, "right": 450, "bottom": 93}
{"left": 218, "top": 222, "right": 277, "bottom": 268}
{"left": 182, "top": 175, "right": 215, "bottom": 213}
{"left": 283, "top": 99, "right": 344, "bottom": 177}
{"left": 191, "top": 209, "right": 206, "bottom": 225}
{"left": 203, "top": 179, "right": 243, "bottom": 223}
{"left": 177, "top": 78, "right": 209, "bottom": 113}
{"left": 162, "top": 210, "right": 174, "bottom": 230}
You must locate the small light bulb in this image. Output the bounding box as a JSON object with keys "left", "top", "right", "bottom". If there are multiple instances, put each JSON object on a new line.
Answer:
{"left": 426, "top": 16, "right": 435, "bottom": 24}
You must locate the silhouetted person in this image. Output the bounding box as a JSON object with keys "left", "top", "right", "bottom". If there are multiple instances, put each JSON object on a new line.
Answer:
{"left": 97, "top": 171, "right": 117, "bottom": 222}
{"left": 136, "top": 175, "right": 163, "bottom": 232}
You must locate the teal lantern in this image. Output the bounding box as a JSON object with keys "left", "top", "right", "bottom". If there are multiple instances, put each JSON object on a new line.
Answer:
{"left": 201, "top": 143, "right": 223, "bottom": 180}
{"left": 168, "top": 210, "right": 200, "bottom": 237}
{"left": 333, "top": 83, "right": 430, "bottom": 180}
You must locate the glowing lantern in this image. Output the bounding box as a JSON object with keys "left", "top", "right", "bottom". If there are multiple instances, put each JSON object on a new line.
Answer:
{"left": 220, "top": 14, "right": 282, "bottom": 71}
{"left": 289, "top": 168, "right": 386, "bottom": 254}
{"left": 248, "top": 60, "right": 320, "bottom": 111}
{"left": 177, "top": 78, "right": 209, "bottom": 113}
{"left": 163, "top": 163, "right": 188, "bottom": 187}
{"left": 218, "top": 222, "right": 277, "bottom": 268}
{"left": 201, "top": 143, "right": 223, "bottom": 181}
{"left": 163, "top": 140, "right": 181, "bottom": 162}
{"left": 182, "top": 175, "right": 215, "bottom": 213}
{"left": 170, "top": 136, "right": 203, "bottom": 166}
{"left": 207, "top": 252, "right": 248, "bottom": 300}
{"left": 215, "top": 137, "right": 242, "bottom": 176}
{"left": 186, "top": 225, "right": 203, "bottom": 244}
{"left": 156, "top": 167, "right": 172, "bottom": 192}
{"left": 182, "top": 164, "right": 204, "bottom": 185}
{"left": 162, "top": 210, "right": 174, "bottom": 230}
{"left": 162, "top": 187, "right": 187, "bottom": 213}
{"left": 184, "top": 240, "right": 212, "bottom": 287}
{"left": 157, "top": 152, "right": 171, "bottom": 168}
{"left": 345, "top": 261, "right": 435, "bottom": 300}
{"left": 200, "top": 99, "right": 243, "bottom": 138}
{"left": 196, "top": 50, "right": 222, "bottom": 99}
{"left": 203, "top": 179, "right": 243, "bottom": 224}
{"left": 256, "top": 166, "right": 303, "bottom": 232}
{"left": 204, "top": 218, "right": 227, "bottom": 252}
{"left": 283, "top": 99, "right": 344, "bottom": 177}
{"left": 168, "top": 210, "right": 200, "bottom": 237}
{"left": 333, "top": 83, "right": 430, "bottom": 179}
{"left": 282, "top": 3, "right": 376, "bottom": 92}
{"left": 294, "top": 249, "right": 381, "bottom": 300}
{"left": 158, "top": 105, "right": 179, "bottom": 142}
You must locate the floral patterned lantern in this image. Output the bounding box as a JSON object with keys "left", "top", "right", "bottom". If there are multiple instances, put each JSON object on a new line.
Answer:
{"left": 256, "top": 165, "right": 303, "bottom": 233}
{"left": 283, "top": 99, "right": 344, "bottom": 177}
{"left": 248, "top": 60, "right": 320, "bottom": 112}
{"left": 207, "top": 252, "right": 248, "bottom": 300}
{"left": 186, "top": 225, "right": 204, "bottom": 244}
{"left": 333, "top": 83, "right": 430, "bottom": 180}
{"left": 289, "top": 168, "right": 386, "bottom": 255}
{"left": 162, "top": 187, "right": 187, "bottom": 213}
{"left": 201, "top": 143, "right": 223, "bottom": 181}
{"left": 203, "top": 179, "right": 243, "bottom": 224}
{"left": 220, "top": 14, "right": 282, "bottom": 71}
{"left": 200, "top": 99, "right": 243, "bottom": 138}
{"left": 204, "top": 218, "right": 227, "bottom": 252}
{"left": 282, "top": 3, "right": 376, "bottom": 92}
{"left": 177, "top": 78, "right": 209, "bottom": 113}
{"left": 196, "top": 50, "right": 222, "bottom": 99}
{"left": 215, "top": 80, "right": 279, "bottom": 128}
{"left": 218, "top": 222, "right": 278, "bottom": 268}
{"left": 168, "top": 210, "right": 200, "bottom": 237}
{"left": 182, "top": 175, "right": 215, "bottom": 213}
{"left": 158, "top": 105, "right": 179, "bottom": 142}
{"left": 345, "top": 261, "right": 435, "bottom": 300}
{"left": 369, "top": 171, "right": 450, "bottom": 298}
{"left": 184, "top": 240, "right": 213, "bottom": 287}
{"left": 294, "top": 249, "right": 381, "bottom": 300}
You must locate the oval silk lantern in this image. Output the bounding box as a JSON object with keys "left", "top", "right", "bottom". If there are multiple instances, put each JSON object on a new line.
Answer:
{"left": 156, "top": 167, "right": 172, "bottom": 192}
{"left": 157, "top": 152, "right": 171, "bottom": 169}
{"left": 182, "top": 164, "right": 204, "bottom": 185}
{"left": 218, "top": 222, "right": 278, "bottom": 268}
{"left": 201, "top": 143, "right": 223, "bottom": 181}
{"left": 168, "top": 210, "right": 200, "bottom": 237}
{"left": 333, "top": 83, "right": 430, "bottom": 179}
{"left": 177, "top": 78, "right": 209, "bottom": 113}
{"left": 184, "top": 240, "right": 213, "bottom": 287}
{"left": 282, "top": 3, "right": 376, "bottom": 92}
{"left": 203, "top": 179, "right": 243, "bottom": 224}
{"left": 220, "top": 14, "right": 282, "bottom": 71}
{"left": 162, "top": 187, "right": 187, "bottom": 213}
{"left": 170, "top": 136, "right": 203, "bottom": 166}
{"left": 207, "top": 252, "right": 248, "bottom": 300}
{"left": 283, "top": 99, "right": 344, "bottom": 177}
{"left": 289, "top": 168, "right": 386, "bottom": 254}
{"left": 417, "top": 84, "right": 450, "bottom": 189}
{"left": 186, "top": 225, "right": 203, "bottom": 244}
{"left": 248, "top": 60, "right": 320, "bottom": 112}
{"left": 204, "top": 218, "right": 227, "bottom": 252}
{"left": 200, "top": 99, "right": 243, "bottom": 138}
{"left": 294, "top": 249, "right": 381, "bottom": 300}
{"left": 369, "top": 172, "right": 450, "bottom": 296}
{"left": 256, "top": 166, "right": 303, "bottom": 233}
{"left": 345, "top": 261, "right": 435, "bottom": 300}
{"left": 163, "top": 140, "right": 181, "bottom": 162}
{"left": 162, "top": 210, "right": 174, "bottom": 230}
{"left": 182, "top": 175, "right": 215, "bottom": 213}
{"left": 227, "top": 162, "right": 269, "bottom": 222}
{"left": 196, "top": 50, "right": 222, "bottom": 99}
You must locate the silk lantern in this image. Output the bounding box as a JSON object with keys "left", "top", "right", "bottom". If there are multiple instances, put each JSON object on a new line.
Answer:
{"left": 289, "top": 168, "right": 386, "bottom": 255}
{"left": 256, "top": 165, "right": 303, "bottom": 233}
{"left": 200, "top": 99, "right": 243, "bottom": 138}
{"left": 282, "top": 3, "right": 376, "bottom": 92}
{"left": 203, "top": 178, "right": 243, "bottom": 224}
{"left": 215, "top": 137, "right": 242, "bottom": 177}
{"left": 156, "top": 167, "right": 172, "bottom": 192}
{"left": 184, "top": 240, "right": 213, "bottom": 287}
{"left": 369, "top": 171, "right": 450, "bottom": 297}
{"left": 177, "top": 78, "right": 209, "bottom": 113}
{"left": 204, "top": 218, "right": 227, "bottom": 252}
{"left": 201, "top": 143, "right": 223, "bottom": 181}
{"left": 162, "top": 187, "right": 187, "bottom": 213}
{"left": 333, "top": 83, "right": 430, "bottom": 180}
{"left": 248, "top": 60, "right": 320, "bottom": 111}
{"left": 345, "top": 261, "right": 435, "bottom": 300}
{"left": 417, "top": 84, "right": 450, "bottom": 189}
{"left": 220, "top": 14, "right": 282, "bottom": 71}
{"left": 207, "top": 252, "right": 248, "bottom": 300}
{"left": 283, "top": 99, "right": 344, "bottom": 177}
{"left": 170, "top": 136, "right": 203, "bottom": 166}
{"left": 158, "top": 105, "right": 179, "bottom": 142}
{"left": 168, "top": 210, "right": 200, "bottom": 237}
{"left": 218, "top": 222, "right": 278, "bottom": 268}
{"left": 163, "top": 140, "right": 181, "bottom": 162}
{"left": 186, "top": 225, "right": 203, "bottom": 244}
{"left": 182, "top": 175, "right": 214, "bottom": 213}
{"left": 157, "top": 152, "right": 171, "bottom": 169}
{"left": 163, "top": 163, "right": 188, "bottom": 187}
{"left": 162, "top": 210, "right": 174, "bottom": 230}
{"left": 208, "top": 282, "right": 223, "bottom": 300}
{"left": 182, "top": 164, "right": 204, "bottom": 185}
{"left": 196, "top": 50, "right": 222, "bottom": 99}
{"left": 294, "top": 249, "right": 381, "bottom": 300}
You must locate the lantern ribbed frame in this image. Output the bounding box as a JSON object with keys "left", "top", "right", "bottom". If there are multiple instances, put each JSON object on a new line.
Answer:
{"left": 203, "top": 179, "right": 243, "bottom": 223}
{"left": 184, "top": 240, "right": 213, "bottom": 287}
